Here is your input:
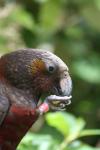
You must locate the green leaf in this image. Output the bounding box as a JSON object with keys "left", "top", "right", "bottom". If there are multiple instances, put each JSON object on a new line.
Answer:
{"left": 72, "top": 59, "right": 100, "bottom": 84}
{"left": 79, "top": 129, "right": 100, "bottom": 137}
{"left": 17, "top": 133, "right": 58, "bottom": 150}
{"left": 65, "top": 140, "right": 100, "bottom": 150}
{"left": 45, "top": 112, "right": 85, "bottom": 137}
{"left": 67, "top": 118, "right": 85, "bottom": 142}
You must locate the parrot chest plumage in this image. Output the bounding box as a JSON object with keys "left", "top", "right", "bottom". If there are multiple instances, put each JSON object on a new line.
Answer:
{"left": 0, "top": 105, "right": 39, "bottom": 150}
{"left": 0, "top": 81, "right": 39, "bottom": 150}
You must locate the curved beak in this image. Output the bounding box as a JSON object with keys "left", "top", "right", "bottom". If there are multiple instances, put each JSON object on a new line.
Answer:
{"left": 51, "top": 72, "right": 72, "bottom": 97}
{"left": 46, "top": 72, "right": 72, "bottom": 111}
{"left": 59, "top": 75, "right": 72, "bottom": 96}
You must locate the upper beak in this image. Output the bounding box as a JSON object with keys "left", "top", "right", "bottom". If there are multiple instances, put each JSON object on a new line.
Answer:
{"left": 59, "top": 75, "right": 72, "bottom": 96}
{"left": 51, "top": 72, "right": 72, "bottom": 97}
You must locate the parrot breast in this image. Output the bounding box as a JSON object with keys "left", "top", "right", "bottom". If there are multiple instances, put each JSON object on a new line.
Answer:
{"left": 0, "top": 105, "right": 39, "bottom": 150}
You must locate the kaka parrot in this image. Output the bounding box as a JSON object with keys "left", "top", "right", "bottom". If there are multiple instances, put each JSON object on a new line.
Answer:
{"left": 0, "top": 49, "right": 72, "bottom": 150}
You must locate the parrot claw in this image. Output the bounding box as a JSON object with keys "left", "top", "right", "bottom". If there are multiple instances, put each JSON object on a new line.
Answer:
{"left": 44, "top": 95, "right": 72, "bottom": 111}
{"left": 37, "top": 95, "right": 72, "bottom": 114}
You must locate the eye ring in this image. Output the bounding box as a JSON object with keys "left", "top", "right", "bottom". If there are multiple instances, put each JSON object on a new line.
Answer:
{"left": 48, "top": 66, "right": 55, "bottom": 73}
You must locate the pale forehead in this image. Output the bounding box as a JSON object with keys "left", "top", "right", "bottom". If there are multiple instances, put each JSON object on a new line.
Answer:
{"left": 41, "top": 51, "right": 69, "bottom": 71}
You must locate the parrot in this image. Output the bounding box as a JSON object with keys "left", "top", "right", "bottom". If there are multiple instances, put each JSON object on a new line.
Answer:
{"left": 0, "top": 49, "right": 72, "bottom": 150}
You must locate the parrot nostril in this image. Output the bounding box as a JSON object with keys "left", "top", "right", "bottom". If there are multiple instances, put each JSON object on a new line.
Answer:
{"left": 64, "top": 71, "right": 69, "bottom": 78}
{"left": 64, "top": 72, "right": 67, "bottom": 76}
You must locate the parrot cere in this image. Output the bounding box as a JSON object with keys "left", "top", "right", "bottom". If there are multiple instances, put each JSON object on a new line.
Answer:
{"left": 0, "top": 49, "right": 72, "bottom": 150}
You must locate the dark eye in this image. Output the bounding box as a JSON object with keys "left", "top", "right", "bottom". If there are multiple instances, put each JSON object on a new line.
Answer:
{"left": 48, "top": 66, "right": 55, "bottom": 73}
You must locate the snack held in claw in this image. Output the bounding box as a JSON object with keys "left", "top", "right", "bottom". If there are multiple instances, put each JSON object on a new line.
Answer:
{"left": 0, "top": 49, "right": 72, "bottom": 150}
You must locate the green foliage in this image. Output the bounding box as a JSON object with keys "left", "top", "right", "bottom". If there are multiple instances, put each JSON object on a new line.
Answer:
{"left": 46, "top": 112, "right": 85, "bottom": 137}
{"left": 17, "top": 112, "right": 100, "bottom": 150}
{"left": 72, "top": 58, "right": 100, "bottom": 84}
{"left": 11, "top": 6, "right": 35, "bottom": 31}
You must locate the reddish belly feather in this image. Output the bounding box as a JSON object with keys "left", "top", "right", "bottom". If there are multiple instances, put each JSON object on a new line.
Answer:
{"left": 0, "top": 105, "right": 39, "bottom": 150}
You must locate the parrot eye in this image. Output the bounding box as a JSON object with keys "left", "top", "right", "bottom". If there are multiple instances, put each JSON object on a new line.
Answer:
{"left": 48, "top": 66, "right": 55, "bottom": 73}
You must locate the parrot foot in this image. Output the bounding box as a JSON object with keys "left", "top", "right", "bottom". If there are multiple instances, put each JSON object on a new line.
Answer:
{"left": 38, "top": 95, "right": 72, "bottom": 115}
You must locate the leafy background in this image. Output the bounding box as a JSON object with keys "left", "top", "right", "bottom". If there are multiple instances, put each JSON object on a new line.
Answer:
{"left": 0, "top": 0, "right": 100, "bottom": 150}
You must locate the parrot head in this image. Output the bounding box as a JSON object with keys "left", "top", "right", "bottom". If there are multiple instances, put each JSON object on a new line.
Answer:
{"left": 1, "top": 49, "right": 72, "bottom": 108}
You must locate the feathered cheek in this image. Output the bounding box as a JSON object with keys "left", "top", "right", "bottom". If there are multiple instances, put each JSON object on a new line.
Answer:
{"left": 39, "top": 77, "right": 53, "bottom": 92}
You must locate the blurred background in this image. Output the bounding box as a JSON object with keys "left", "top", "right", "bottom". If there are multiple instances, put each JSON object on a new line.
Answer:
{"left": 0, "top": 0, "right": 100, "bottom": 150}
